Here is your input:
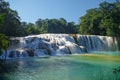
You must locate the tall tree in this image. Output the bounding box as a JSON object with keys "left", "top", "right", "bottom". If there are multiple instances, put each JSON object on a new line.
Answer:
{"left": 79, "top": 1, "right": 120, "bottom": 36}
{"left": 0, "top": 0, "right": 20, "bottom": 36}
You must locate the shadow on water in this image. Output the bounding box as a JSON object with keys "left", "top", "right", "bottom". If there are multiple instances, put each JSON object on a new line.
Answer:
{"left": 113, "top": 66, "right": 120, "bottom": 80}
{"left": 0, "top": 60, "right": 19, "bottom": 80}
{"left": 0, "top": 57, "right": 51, "bottom": 80}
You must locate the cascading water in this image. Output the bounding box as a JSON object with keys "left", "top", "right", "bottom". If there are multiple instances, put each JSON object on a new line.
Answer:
{"left": 0, "top": 34, "right": 119, "bottom": 59}
{"left": 77, "top": 35, "right": 118, "bottom": 51}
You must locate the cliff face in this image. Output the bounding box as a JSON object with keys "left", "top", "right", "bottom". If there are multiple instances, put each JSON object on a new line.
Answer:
{"left": 0, "top": 34, "right": 119, "bottom": 59}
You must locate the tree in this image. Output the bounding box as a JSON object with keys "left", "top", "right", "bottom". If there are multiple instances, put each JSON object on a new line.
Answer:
{"left": 99, "top": 1, "right": 120, "bottom": 36}
{"left": 0, "top": 8, "right": 8, "bottom": 56}
{"left": 0, "top": 0, "right": 20, "bottom": 36}
{"left": 0, "top": 34, "right": 9, "bottom": 56}
{"left": 79, "top": 1, "right": 120, "bottom": 36}
{"left": 67, "top": 22, "right": 77, "bottom": 34}
{"left": 25, "top": 23, "right": 39, "bottom": 35}
{"left": 80, "top": 8, "right": 102, "bottom": 35}
{"left": 35, "top": 18, "right": 77, "bottom": 34}
{"left": 17, "top": 22, "right": 28, "bottom": 36}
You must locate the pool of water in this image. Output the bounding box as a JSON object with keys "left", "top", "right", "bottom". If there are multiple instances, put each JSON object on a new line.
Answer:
{"left": 0, "top": 52, "right": 120, "bottom": 80}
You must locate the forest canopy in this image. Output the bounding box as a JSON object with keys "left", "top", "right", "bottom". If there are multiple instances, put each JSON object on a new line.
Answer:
{"left": 79, "top": 1, "right": 120, "bottom": 36}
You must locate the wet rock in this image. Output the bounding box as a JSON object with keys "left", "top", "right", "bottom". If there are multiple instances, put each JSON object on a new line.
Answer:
{"left": 26, "top": 50, "right": 34, "bottom": 57}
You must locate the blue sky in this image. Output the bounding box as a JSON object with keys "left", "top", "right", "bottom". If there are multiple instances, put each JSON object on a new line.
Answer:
{"left": 6, "top": 0, "right": 114, "bottom": 24}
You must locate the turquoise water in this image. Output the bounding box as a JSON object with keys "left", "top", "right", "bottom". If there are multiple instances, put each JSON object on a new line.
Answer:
{"left": 91, "top": 51, "right": 120, "bottom": 56}
{"left": 0, "top": 52, "right": 120, "bottom": 80}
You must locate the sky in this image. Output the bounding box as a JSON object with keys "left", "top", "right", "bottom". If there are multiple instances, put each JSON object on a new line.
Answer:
{"left": 5, "top": 0, "right": 115, "bottom": 24}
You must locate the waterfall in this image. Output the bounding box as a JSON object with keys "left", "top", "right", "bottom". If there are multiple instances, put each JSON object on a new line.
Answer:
{"left": 77, "top": 35, "right": 118, "bottom": 51}
{"left": 0, "top": 34, "right": 119, "bottom": 59}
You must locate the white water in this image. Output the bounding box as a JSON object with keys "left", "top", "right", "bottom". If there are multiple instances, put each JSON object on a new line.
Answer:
{"left": 77, "top": 35, "right": 118, "bottom": 51}
{"left": 0, "top": 34, "right": 119, "bottom": 59}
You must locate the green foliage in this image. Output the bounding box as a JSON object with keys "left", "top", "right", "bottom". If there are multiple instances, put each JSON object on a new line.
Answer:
{"left": 18, "top": 18, "right": 78, "bottom": 36}
{"left": 79, "top": 1, "right": 120, "bottom": 36}
{"left": 67, "top": 22, "right": 77, "bottom": 34}
{"left": 35, "top": 18, "right": 66, "bottom": 33}
{"left": 0, "top": 0, "right": 20, "bottom": 36}
{"left": 0, "top": 34, "right": 9, "bottom": 55}
{"left": 0, "top": 13, "right": 5, "bottom": 24}
{"left": 36, "top": 18, "right": 78, "bottom": 34}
